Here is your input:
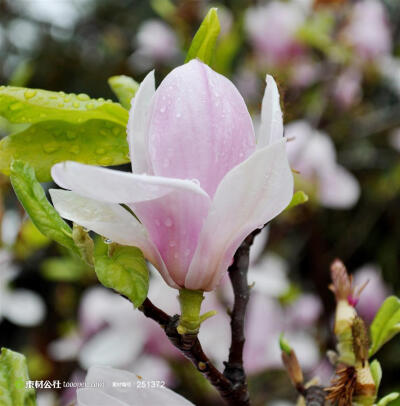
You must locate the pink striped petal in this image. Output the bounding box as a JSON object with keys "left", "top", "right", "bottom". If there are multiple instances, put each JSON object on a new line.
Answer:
{"left": 49, "top": 189, "right": 178, "bottom": 288}
{"left": 131, "top": 188, "right": 211, "bottom": 287}
{"left": 127, "top": 70, "right": 155, "bottom": 174}
{"left": 147, "top": 59, "right": 256, "bottom": 197}
{"left": 185, "top": 139, "right": 293, "bottom": 291}
{"left": 258, "top": 75, "right": 283, "bottom": 148}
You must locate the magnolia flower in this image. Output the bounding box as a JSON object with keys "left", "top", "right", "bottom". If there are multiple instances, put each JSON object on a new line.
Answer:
{"left": 343, "top": 0, "right": 392, "bottom": 61}
{"left": 50, "top": 59, "right": 293, "bottom": 291}
{"left": 286, "top": 121, "right": 360, "bottom": 209}
{"left": 77, "top": 366, "right": 194, "bottom": 406}
{"left": 0, "top": 250, "right": 45, "bottom": 326}
{"left": 245, "top": 1, "right": 306, "bottom": 66}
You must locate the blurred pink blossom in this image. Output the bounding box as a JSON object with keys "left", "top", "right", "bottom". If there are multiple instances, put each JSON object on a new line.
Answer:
{"left": 332, "top": 68, "right": 362, "bottom": 109}
{"left": 50, "top": 60, "right": 293, "bottom": 292}
{"left": 286, "top": 121, "right": 360, "bottom": 209}
{"left": 130, "top": 20, "right": 180, "bottom": 71}
{"left": 343, "top": 0, "right": 392, "bottom": 61}
{"left": 245, "top": 1, "right": 306, "bottom": 66}
{"left": 354, "top": 264, "right": 390, "bottom": 323}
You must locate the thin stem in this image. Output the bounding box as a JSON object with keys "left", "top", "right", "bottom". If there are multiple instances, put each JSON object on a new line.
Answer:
{"left": 223, "top": 230, "right": 260, "bottom": 405}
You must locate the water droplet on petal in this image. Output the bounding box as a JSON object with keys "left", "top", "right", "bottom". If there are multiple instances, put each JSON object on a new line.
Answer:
{"left": 160, "top": 106, "right": 166, "bottom": 113}
{"left": 164, "top": 217, "right": 173, "bottom": 227}
{"left": 169, "top": 240, "right": 176, "bottom": 247}
{"left": 104, "top": 238, "right": 113, "bottom": 244}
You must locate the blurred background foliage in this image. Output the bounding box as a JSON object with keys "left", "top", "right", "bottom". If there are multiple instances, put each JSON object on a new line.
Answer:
{"left": 1, "top": 0, "right": 400, "bottom": 405}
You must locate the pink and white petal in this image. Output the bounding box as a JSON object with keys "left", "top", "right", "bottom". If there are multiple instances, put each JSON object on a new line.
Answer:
{"left": 51, "top": 161, "right": 208, "bottom": 204}
{"left": 49, "top": 189, "right": 178, "bottom": 288}
{"left": 257, "top": 75, "right": 283, "bottom": 148}
{"left": 82, "top": 366, "right": 194, "bottom": 406}
{"left": 185, "top": 139, "right": 293, "bottom": 291}
{"left": 127, "top": 70, "right": 155, "bottom": 174}
{"left": 3, "top": 289, "right": 46, "bottom": 326}
{"left": 148, "top": 59, "right": 256, "bottom": 197}
{"left": 77, "top": 388, "right": 127, "bottom": 406}
{"left": 318, "top": 165, "right": 360, "bottom": 209}
{"left": 132, "top": 188, "right": 211, "bottom": 287}
{"left": 79, "top": 327, "right": 145, "bottom": 370}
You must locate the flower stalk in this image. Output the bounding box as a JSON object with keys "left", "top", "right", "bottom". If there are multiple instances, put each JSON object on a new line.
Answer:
{"left": 177, "top": 288, "right": 216, "bottom": 335}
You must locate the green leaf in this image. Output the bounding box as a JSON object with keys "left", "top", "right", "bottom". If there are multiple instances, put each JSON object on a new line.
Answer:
{"left": 377, "top": 393, "right": 400, "bottom": 406}
{"left": 0, "top": 86, "right": 128, "bottom": 126}
{"left": 108, "top": 75, "right": 139, "bottom": 110}
{"left": 0, "top": 119, "right": 129, "bottom": 181}
{"left": 0, "top": 348, "right": 36, "bottom": 406}
{"left": 94, "top": 245, "right": 149, "bottom": 308}
{"left": 10, "top": 160, "right": 78, "bottom": 256}
{"left": 0, "top": 86, "right": 129, "bottom": 181}
{"left": 370, "top": 359, "right": 382, "bottom": 391}
{"left": 370, "top": 296, "right": 400, "bottom": 356}
{"left": 185, "top": 8, "right": 220, "bottom": 65}
{"left": 285, "top": 190, "right": 309, "bottom": 211}
{"left": 72, "top": 223, "right": 95, "bottom": 267}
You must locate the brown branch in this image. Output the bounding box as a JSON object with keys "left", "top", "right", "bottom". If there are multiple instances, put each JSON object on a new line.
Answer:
{"left": 223, "top": 229, "right": 262, "bottom": 405}
{"left": 139, "top": 298, "right": 249, "bottom": 405}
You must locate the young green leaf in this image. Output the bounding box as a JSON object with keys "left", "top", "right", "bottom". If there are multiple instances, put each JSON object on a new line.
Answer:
{"left": 10, "top": 160, "right": 78, "bottom": 256}
{"left": 0, "top": 86, "right": 128, "bottom": 126}
{"left": 108, "top": 75, "right": 139, "bottom": 110}
{"left": 377, "top": 393, "right": 400, "bottom": 406}
{"left": 0, "top": 119, "right": 129, "bottom": 181}
{"left": 370, "top": 296, "right": 400, "bottom": 356}
{"left": 94, "top": 245, "right": 149, "bottom": 308}
{"left": 370, "top": 359, "right": 382, "bottom": 391}
{"left": 0, "top": 348, "right": 36, "bottom": 406}
{"left": 185, "top": 8, "right": 221, "bottom": 65}
{"left": 285, "top": 190, "right": 309, "bottom": 211}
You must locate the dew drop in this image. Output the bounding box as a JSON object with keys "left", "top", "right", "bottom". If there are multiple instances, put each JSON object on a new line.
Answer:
{"left": 69, "top": 145, "right": 80, "bottom": 154}
{"left": 169, "top": 240, "right": 176, "bottom": 247}
{"left": 160, "top": 106, "right": 166, "bottom": 113}
{"left": 77, "top": 93, "right": 90, "bottom": 101}
{"left": 24, "top": 89, "right": 37, "bottom": 99}
{"left": 58, "top": 102, "right": 64, "bottom": 108}
{"left": 43, "top": 142, "right": 59, "bottom": 153}
{"left": 176, "top": 112, "right": 181, "bottom": 118}
{"left": 191, "top": 178, "right": 200, "bottom": 186}
{"left": 173, "top": 253, "right": 179, "bottom": 259}
{"left": 87, "top": 102, "right": 94, "bottom": 109}
{"left": 112, "top": 127, "right": 121, "bottom": 135}
{"left": 104, "top": 238, "right": 113, "bottom": 244}
{"left": 164, "top": 217, "right": 173, "bottom": 227}
{"left": 95, "top": 148, "right": 105, "bottom": 155}
{"left": 73, "top": 101, "right": 80, "bottom": 108}
{"left": 98, "top": 156, "right": 113, "bottom": 166}
{"left": 66, "top": 131, "right": 77, "bottom": 140}
{"left": 9, "top": 102, "right": 23, "bottom": 111}
{"left": 184, "top": 249, "right": 191, "bottom": 257}
{"left": 155, "top": 219, "right": 161, "bottom": 227}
